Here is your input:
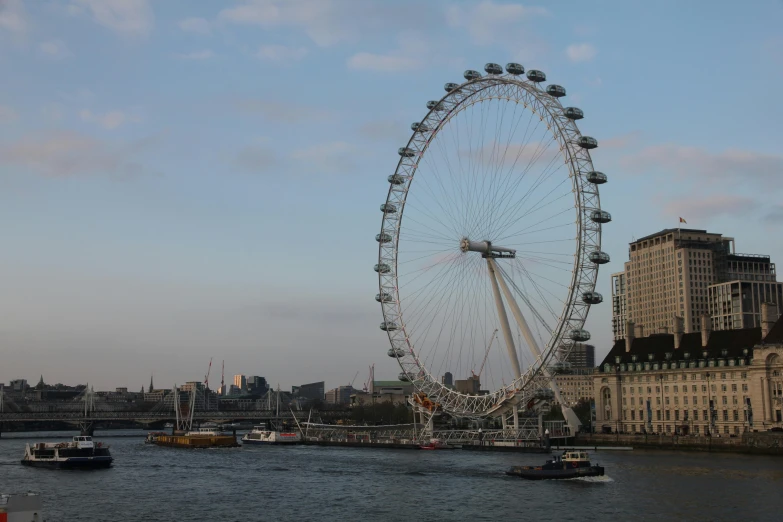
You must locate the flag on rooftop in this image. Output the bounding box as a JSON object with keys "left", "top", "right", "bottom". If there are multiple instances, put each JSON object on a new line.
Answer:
{"left": 679, "top": 217, "right": 687, "bottom": 224}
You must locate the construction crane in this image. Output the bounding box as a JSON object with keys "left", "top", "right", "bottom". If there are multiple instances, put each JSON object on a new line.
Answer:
{"left": 349, "top": 371, "right": 359, "bottom": 389}
{"left": 363, "top": 364, "right": 374, "bottom": 393}
{"left": 220, "top": 360, "right": 225, "bottom": 396}
{"left": 472, "top": 329, "right": 498, "bottom": 378}
{"left": 203, "top": 357, "right": 213, "bottom": 390}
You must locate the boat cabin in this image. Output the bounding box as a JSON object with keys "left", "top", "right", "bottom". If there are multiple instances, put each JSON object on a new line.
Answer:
{"left": 73, "top": 436, "right": 94, "bottom": 449}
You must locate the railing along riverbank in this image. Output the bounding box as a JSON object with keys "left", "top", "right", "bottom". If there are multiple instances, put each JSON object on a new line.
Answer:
{"left": 575, "top": 432, "right": 783, "bottom": 455}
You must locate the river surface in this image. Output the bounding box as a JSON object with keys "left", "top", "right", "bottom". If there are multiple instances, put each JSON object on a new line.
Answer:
{"left": 1, "top": 430, "right": 781, "bottom": 521}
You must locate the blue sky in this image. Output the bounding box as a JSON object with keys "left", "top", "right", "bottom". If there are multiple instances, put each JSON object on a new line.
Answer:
{"left": 1, "top": 0, "right": 781, "bottom": 391}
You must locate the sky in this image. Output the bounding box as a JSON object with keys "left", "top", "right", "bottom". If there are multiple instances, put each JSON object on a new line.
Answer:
{"left": 1, "top": 0, "right": 782, "bottom": 392}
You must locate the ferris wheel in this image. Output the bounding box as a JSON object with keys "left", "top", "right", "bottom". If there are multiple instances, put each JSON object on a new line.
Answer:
{"left": 375, "top": 63, "right": 610, "bottom": 423}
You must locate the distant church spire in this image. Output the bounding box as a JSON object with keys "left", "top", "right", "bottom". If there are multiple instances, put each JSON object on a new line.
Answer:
{"left": 149, "top": 374, "right": 154, "bottom": 393}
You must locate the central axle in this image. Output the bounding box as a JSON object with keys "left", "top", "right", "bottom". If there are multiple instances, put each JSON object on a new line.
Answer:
{"left": 460, "top": 238, "right": 516, "bottom": 258}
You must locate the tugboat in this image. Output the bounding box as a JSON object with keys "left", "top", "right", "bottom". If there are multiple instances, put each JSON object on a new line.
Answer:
{"left": 506, "top": 450, "right": 604, "bottom": 480}
{"left": 0, "top": 492, "right": 43, "bottom": 520}
{"left": 21, "top": 435, "right": 113, "bottom": 469}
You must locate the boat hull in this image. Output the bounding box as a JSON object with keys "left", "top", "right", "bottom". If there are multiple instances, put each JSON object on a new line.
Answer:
{"left": 149, "top": 434, "right": 239, "bottom": 448}
{"left": 21, "top": 456, "right": 113, "bottom": 469}
{"left": 506, "top": 465, "right": 604, "bottom": 480}
{"left": 242, "top": 439, "right": 299, "bottom": 445}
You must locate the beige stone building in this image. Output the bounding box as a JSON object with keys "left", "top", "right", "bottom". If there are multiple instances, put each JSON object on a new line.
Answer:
{"left": 594, "top": 304, "right": 783, "bottom": 435}
{"left": 554, "top": 368, "right": 594, "bottom": 407}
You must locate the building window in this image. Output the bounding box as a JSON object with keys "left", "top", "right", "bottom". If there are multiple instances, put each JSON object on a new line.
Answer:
{"left": 723, "top": 410, "right": 729, "bottom": 421}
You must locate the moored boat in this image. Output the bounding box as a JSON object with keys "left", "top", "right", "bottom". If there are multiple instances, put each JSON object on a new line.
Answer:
{"left": 146, "top": 427, "right": 239, "bottom": 449}
{"left": 506, "top": 450, "right": 604, "bottom": 480}
{"left": 419, "top": 438, "right": 450, "bottom": 450}
{"left": 0, "top": 492, "right": 43, "bottom": 520}
{"left": 242, "top": 421, "right": 301, "bottom": 445}
{"left": 21, "top": 436, "right": 113, "bottom": 469}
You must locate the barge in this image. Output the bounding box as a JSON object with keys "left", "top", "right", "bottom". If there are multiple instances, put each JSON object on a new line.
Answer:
{"left": 146, "top": 427, "right": 239, "bottom": 449}
{"left": 21, "top": 436, "right": 113, "bottom": 469}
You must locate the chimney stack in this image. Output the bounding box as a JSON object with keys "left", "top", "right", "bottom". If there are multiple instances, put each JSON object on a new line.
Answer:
{"left": 761, "top": 302, "right": 778, "bottom": 340}
{"left": 673, "top": 315, "right": 684, "bottom": 350}
{"left": 700, "top": 314, "right": 712, "bottom": 348}
{"left": 634, "top": 323, "right": 645, "bottom": 339}
{"left": 625, "top": 321, "right": 635, "bottom": 352}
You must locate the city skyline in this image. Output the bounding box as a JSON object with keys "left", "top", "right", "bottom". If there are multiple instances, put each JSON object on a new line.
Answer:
{"left": 1, "top": 0, "right": 782, "bottom": 390}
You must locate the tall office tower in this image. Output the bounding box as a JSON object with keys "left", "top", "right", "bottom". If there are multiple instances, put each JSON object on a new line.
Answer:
{"left": 611, "top": 271, "right": 627, "bottom": 341}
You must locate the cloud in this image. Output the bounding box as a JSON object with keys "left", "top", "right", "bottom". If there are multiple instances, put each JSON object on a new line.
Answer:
{"left": 290, "top": 141, "right": 356, "bottom": 171}
{"left": 0, "top": 130, "right": 159, "bottom": 177}
{"left": 79, "top": 109, "right": 140, "bottom": 130}
{"left": 358, "top": 120, "right": 406, "bottom": 142}
{"left": 619, "top": 144, "right": 783, "bottom": 188}
{"left": 38, "top": 39, "right": 73, "bottom": 59}
{"left": 0, "top": 0, "right": 26, "bottom": 35}
{"left": 663, "top": 194, "right": 756, "bottom": 220}
{"left": 347, "top": 52, "right": 421, "bottom": 72}
{"left": 257, "top": 44, "right": 307, "bottom": 62}
{"left": 598, "top": 132, "right": 641, "bottom": 150}
{"left": 565, "top": 43, "right": 597, "bottom": 63}
{"left": 70, "top": 0, "right": 154, "bottom": 38}
{"left": 178, "top": 17, "right": 211, "bottom": 35}
{"left": 764, "top": 205, "right": 783, "bottom": 223}
{"left": 233, "top": 139, "right": 278, "bottom": 173}
{"left": 446, "top": 1, "right": 548, "bottom": 46}
{"left": 173, "top": 49, "right": 215, "bottom": 60}
{"left": 233, "top": 99, "right": 335, "bottom": 123}
{"left": 0, "top": 104, "right": 17, "bottom": 123}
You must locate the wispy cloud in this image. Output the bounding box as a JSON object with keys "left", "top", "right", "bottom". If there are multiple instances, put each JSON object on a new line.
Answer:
{"left": 0, "top": 104, "right": 17, "bottom": 123}
{"left": 70, "top": 0, "right": 154, "bottom": 38}
{"left": 233, "top": 139, "right": 278, "bottom": 173}
{"left": 173, "top": 49, "right": 215, "bottom": 60}
{"left": 39, "top": 39, "right": 73, "bottom": 59}
{"left": 290, "top": 141, "right": 356, "bottom": 171}
{"left": 764, "top": 204, "right": 783, "bottom": 223}
{"left": 80, "top": 109, "right": 141, "bottom": 130}
{"left": 257, "top": 44, "right": 307, "bottom": 62}
{"left": 663, "top": 194, "right": 756, "bottom": 220}
{"left": 358, "top": 120, "right": 406, "bottom": 142}
{"left": 0, "top": 130, "right": 159, "bottom": 177}
{"left": 234, "top": 99, "right": 335, "bottom": 123}
{"left": 347, "top": 52, "right": 421, "bottom": 72}
{"left": 565, "top": 43, "right": 597, "bottom": 63}
{"left": 446, "top": 1, "right": 547, "bottom": 46}
{"left": 178, "top": 17, "right": 211, "bottom": 35}
{"left": 0, "top": 0, "right": 27, "bottom": 36}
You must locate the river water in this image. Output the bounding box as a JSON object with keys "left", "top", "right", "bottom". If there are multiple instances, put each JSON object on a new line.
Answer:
{"left": 1, "top": 430, "right": 781, "bottom": 521}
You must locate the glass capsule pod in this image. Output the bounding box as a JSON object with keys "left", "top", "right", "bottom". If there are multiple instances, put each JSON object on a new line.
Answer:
{"left": 426, "top": 100, "right": 445, "bottom": 111}
{"left": 582, "top": 291, "right": 603, "bottom": 304}
{"left": 376, "top": 292, "right": 393, "bottom": 303}
{"left": 577, "top": 136, "right": 598, "bottom": 149}
{"left": 398, "top": 372, "right": 411, "bottom": 382}
{"left": 589, "top": 251, "right": 611, "bottom": 264}
{"left": 534, "top": 388, "right": 555, "bottom": 400}
{"left": 526, "top": 69, "right": 546, "bottom": 82}
{"left": 380, "top": 203, "right": 397, "bottom": 213}
{"left": 388, "top": 174, "right": 406, "bottom": 185}
{"left": 591, "top": 210, "right": 612, "bottom": 224}
{"left": 398, "top": 147, "right": 415, "bottom": 157}
{"left": 388, "top": 347, "right": 406, "bottom": 358}
{"left": 444, "top": 82, "right": 459, "bottom": 92}
{"left": 374, "top": 263, "right": 391, "bottom": 274}
{"left": 546, "top": 84, "right": 566, "bottom": 97}
{"left": 548, "top": 361, "right": 572, "bottom": 374}
{"left": 505, "top": 63, "right": 524, "bottom": 75}
{"left": 586, "top": 171, "right": 607, "bottom": 184}
{"left": 411, "top": 122, "right": 430, "bottom": 132}
{"left": 464, "top": 69, "right": 482, "bottom": 80}
{"left": 570, "top": 329, "right": 591, "bottom": 342}
{"left": 380, "top": 321, "right": 398, "bottom": 331}
{"left": 564, "top": 107, "right": 584, "bottom": 120}
{"left": 376, "top": 233, "right": 392, "bottom": 243}
{"left": 484, "top": 63, "right": 503, "bottom": 75}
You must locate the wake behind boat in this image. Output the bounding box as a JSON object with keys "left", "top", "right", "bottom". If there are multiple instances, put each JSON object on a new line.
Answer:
{"left": 506, "top": 450, "right": 604, "bottom": 480}
{"left": 21, "top": 435, "right": 113, "bottom": 469}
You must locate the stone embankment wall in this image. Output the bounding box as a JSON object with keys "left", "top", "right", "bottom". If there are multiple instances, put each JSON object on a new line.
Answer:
{"left": 574, "top": 432, "right": 783, "bottom": 455}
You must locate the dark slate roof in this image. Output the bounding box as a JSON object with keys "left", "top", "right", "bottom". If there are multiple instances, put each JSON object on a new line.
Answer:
{"left": 598, "top": 327, "right": 761, "bottom": 369}
{"left": 633, "top": 228, "right": 707, "bottom": 243}
{"left": 763, "top": 314, "right": 783, "bottom": 344}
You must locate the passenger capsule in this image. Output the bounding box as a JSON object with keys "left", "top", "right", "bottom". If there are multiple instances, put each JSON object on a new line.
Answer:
{"left": 546, "top": 84, "right": 566, "bottom": 98}
{"left": 590, "top": 210, "right": 612, "bottom": 224}
{"left": 586, "top": 171, "right": 607, "bottom": 184}
{"left": 564, "top": 107, "right": 584, "bottom": 120}
{"left": 464, "top": 69, "right": 482, "bottom": 80}
{"left": 588, "top": 251, "right": 610, "bottom": 265}
{"left": 387, "top": 347, "right": 406, "bottom": 358}
{"left": 380, "top": 203, "right": 397, "bottom": 213}
{"left": 388, "top": 174, "right": 406, "bottom": 185}
{"left": 582, "top": 291, "right": 603, "bottom": 304}
{"left": 534, "top": 388, "right": 555, "bottom": 400}
{"left": 577, "top": 136, "right": 598, "bottom": 149}
{"left": 444, "top": 82, "right": 459, "bottom": 92}
{"left": 376, "top": 292, "right": 393, "bottom": 303}
{"left": 411, "top": 122, "right": 430, "bottom": 132}
{"left": 380, "top": 321, "right": 398, "bottom": 331}
{"left": 526, "top": 70, "right": 546, "bottom": 82}
{"left": 505, "top": 63, "right": 524, "bottom": 75}
{"left": 398, "top": 147, "right": 416, "bottom": 157}
{"left": 374, "top": 263, "right": 391, "bottom": 274}
{"left": 398, "top": 372, "right": 411, "bottom": 382}
{"left": 484, "top": 63, "right": 503, "bottom": 75}
{"left": 426, "top": 100, "right": 446, "bottom": 111}
{"left": 548, "top": 361, "right": 572, "bottom": 374}
{"left": 376, "top": 233, "right": 392, "bottom": 243}
{"left": 569, "top": 329, "right": 591, "bottom": 342}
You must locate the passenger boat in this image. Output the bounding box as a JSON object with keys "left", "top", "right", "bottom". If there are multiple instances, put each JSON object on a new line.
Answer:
{"left": 419, "top": 438, "right": 450, "bottom": 450}
{"left": 146, "top": 427, "right": 239, "bottom": 449}
{"left": 21, "top": 436, "right": 113, "bottom": 469}
{"left": 242, "top": 422, "right": 301, "bottom": 445}
{"left": 506, "top": 450, "right": 604, "bottom": 480}
{"left": 1, "top": 492, "right": 43, "bottom": 520}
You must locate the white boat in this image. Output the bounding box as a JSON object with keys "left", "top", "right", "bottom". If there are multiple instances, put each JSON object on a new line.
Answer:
{"left": 242, "top": 425, "right": 301, "bottom": 445}
{"left": 0, "top": 492, "right": 43, "bottom": 521}
{"left": 164, "top": 422, "right": 174, "bottom": 429}
{"left": 21, "top": 436, "right": 113, "bottom": 469}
